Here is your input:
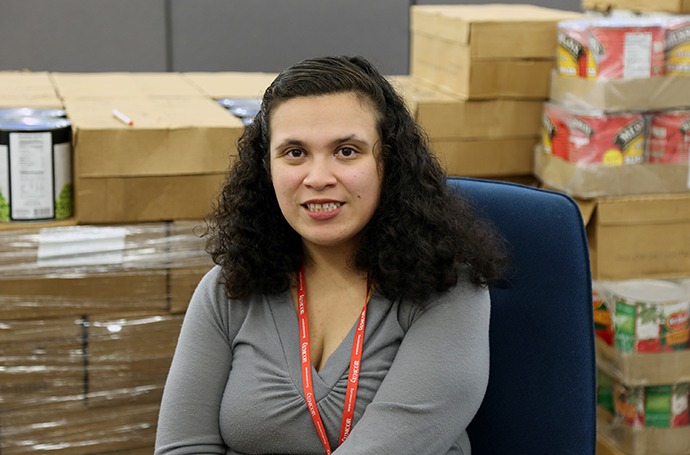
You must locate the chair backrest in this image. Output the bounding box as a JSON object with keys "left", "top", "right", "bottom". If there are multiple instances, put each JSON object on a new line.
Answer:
{"left": 448, "top": 177, "right": 596, "bottom": 455}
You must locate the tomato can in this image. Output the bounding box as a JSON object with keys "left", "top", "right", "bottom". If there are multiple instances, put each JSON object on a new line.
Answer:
{"left": 613, "top": 381, "right": 690, "bottom": 428}
{"left": 587, "top": 18, "right": 666, "bottom": 79}
{"left": 665, "top": 16, "right": 690, "bottom": 76}
{"left": 557, "top": 20, "right": 589, "bottom": 77}
{"left": 567, "top": 110, "right": 646, "bottom": 165}
{"left": 0, "top": 116, "right": 72, "bottom": 222}
{"left": 610, "top": 279, "right": 690, "bottom": 353}
{"left": 648, "top": 109, "right": 690, "bottom": 163}
{"left": 541, "top": 103, "right": 570, "bottom": 160}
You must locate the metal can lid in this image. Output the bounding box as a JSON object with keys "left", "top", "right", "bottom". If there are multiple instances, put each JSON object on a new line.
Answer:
{"left": 0, "top": 116, "right": 71, "bottom": 131}
{"left": 610, "top": 279, "right": 689, "bottom": 304}
{"left": 0, "top": 107, "right": 66, "bottom": 118}
{"left": 217, "top": 98, "right": 261, "bottom": 111}
{"left": 589, "top": 17, "right": 666, "bottom": 29}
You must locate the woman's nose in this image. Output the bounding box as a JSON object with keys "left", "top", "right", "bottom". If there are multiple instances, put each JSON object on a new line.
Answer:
{"left": 303, "top": 156, "right": 337, "bottom": 190}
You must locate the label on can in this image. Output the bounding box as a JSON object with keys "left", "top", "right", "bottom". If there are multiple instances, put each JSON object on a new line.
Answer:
{"left": 557, "top": 27, "right": 588, "bottom": 77}
{"left": 594, "top": 289, "right": 614, "bottom": 345}
{"left": 542, "top": 104, "right": 569, "bottom": 160}
{"left": 614, "top": 383, "right": 645, "bottom": 426}
{"left": 587, "top": 22, "right": 665, "bottom": 79}
{"left": 568, "top": 113, "right": 645, "bottom": 165}
{"left": 9, "top": 132, "right": 54, "bottom": 220}
{"left": 649, "top": 110, "right": 690, "bottom": 163}
{"left": 646, "top": 384, "right": 690, "bottom": 428}
{"left": 666, "top": 21, "right": 690, "bottom": 76}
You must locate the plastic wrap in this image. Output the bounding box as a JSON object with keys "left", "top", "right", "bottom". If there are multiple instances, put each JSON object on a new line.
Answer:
{"left": 594, "top": 278, "right": 690, "bottom": 455}
{"left": 536, "top": 102, "right": 690, "bottom": 198}
{"left": 0, "top": 221, "right": 214, "bottom": 454}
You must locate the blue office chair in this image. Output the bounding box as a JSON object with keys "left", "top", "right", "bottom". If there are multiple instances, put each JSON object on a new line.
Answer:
{"left": 448, "top": 178, "right": 596, "bottom": 455}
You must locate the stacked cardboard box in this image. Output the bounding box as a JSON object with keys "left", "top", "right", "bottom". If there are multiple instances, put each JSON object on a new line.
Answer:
{"left": 0, "top": 222, "right": 214, "bottom": 454}
{"left": 49, "top": 72, "right": 245, "bottom": 224}
{"left": 0, "top": 71, "right": 63, "bottom": 109}
{"left": 409, "top": 4, "right": 584, "bottom": 181}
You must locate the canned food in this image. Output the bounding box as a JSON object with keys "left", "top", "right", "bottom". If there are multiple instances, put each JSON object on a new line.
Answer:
{"left": 0, "top": 107, "right": 66, "bottom": 118}
{"left": 610, "top": 279, "right": 690, "bottom": 353}
{"left": 217, "top": 98, "right": 261, "bottom": 125}
{"left": 557, "top": 20, "right": 589, "bottom": 77}
{"left": 541, "top": 103, "right": 570, "bottom": 160}
{"left": 593, "top": 286, "right": 614, "bottom": 346}
{"left": 665, "top": 16, "right": 690, "bottom": 75}
{"left": 587, "top": 18, "right": 666, "bottom": 79}
{"left": 0, "top": 116, "right": 72, "bottom": 222}
{"left": 613, "top": 381, "right": 690, "bottom": 428}
{"left": 648, "top": 109, "right": 690, "bottom": 163}
{"left": 568, "top": 110, "right": 646, "bottom": 165}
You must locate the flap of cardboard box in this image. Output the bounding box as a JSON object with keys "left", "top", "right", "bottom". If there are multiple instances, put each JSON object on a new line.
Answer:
{"left": 0, "top": 71, "right": 63, "bottom": 108}
{"left": 410, "top": 4, "right": 584, "bottom": 59}
{"left": 550, "top": 71, "right": 690, "bottom": 112}
{"left": 65, "top": 97, "right": 244, "bottom": 177}
{"left": 182, "top": 72, "right": 277, "bottom": 100}
{"left": 51, "top": 72, "right": 205, "bottom": 99}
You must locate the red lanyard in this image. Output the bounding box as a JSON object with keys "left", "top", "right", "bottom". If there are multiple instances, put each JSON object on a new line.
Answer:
{"left": 297, "top": 266, "right": 369, "bottom": 454}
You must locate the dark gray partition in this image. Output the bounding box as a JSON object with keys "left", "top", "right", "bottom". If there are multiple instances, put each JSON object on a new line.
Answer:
{"left": 169, "top": 0, "right": 411, "bottom": 75}
{"left": 0, "top": 0, "right": 167, "bottom": 72}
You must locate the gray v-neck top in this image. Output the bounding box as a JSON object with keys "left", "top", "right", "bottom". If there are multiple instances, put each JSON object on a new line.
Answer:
{"left": 155, "top": 266, "right": 490, "bottom": 455}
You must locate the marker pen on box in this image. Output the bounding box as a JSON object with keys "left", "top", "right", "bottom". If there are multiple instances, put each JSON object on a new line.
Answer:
{"left": 112, "top": 109, "right": 133, "bottom": 126}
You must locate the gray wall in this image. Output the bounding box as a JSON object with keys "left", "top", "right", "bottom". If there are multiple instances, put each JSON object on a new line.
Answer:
{"left": 0, "top": 0, "right": 581, "bottom": 75}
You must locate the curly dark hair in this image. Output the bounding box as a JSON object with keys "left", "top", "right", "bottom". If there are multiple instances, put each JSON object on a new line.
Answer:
{"left": 205, "top": 55, "right": 507, "bottom": 303}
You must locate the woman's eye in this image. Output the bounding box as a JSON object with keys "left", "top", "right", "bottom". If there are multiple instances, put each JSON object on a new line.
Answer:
{"left": 337, "top": 147, "right": 357, "bottom": 158}
{"left": 286, "top": 149, "right": 304, "bottom": 158}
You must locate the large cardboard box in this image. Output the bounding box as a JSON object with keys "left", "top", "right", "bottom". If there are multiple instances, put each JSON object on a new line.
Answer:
{"left": 578, "top": 193, "right": 690, "bottom": 280}
{"left": 182, "top": 71, "right": 278, "bottom": 100}
{"left": 391, "top": 76, "right": 541, "bottom": 177}
{"left": 410, "top": 4, "right": 584, "bottom": 99}
{"left": 550, "top": 71, "right": 690, "bottom": 113}
{"left": 63, "top": 97, "right": 243, "bottom": 223}
{"left": 0, "top": 317, "right": 85, "bottom": 411}
{"left": 0, "top": 71, "right": 63, "bottom": 108}
{"left": 50, "top": 72, "right": 205, "bottom": 99}
{"left": 0, "top": 224, "right": 172, "bottom": 319}
{"left": 0, "top": 401, "right": 159, "bottom": 455}
{"left": 432, "top": 137, "right": 538, "bottom": 177}
{"left": 85, "top": 311, "right": 182, "bottom": 408}
{"left": 583, "top": 0, "right": 690, "bottom": 13}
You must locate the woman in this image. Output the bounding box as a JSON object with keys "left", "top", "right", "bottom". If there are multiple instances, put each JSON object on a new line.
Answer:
{"left": 155, "top": 56, "right": 506, "bottom": 455}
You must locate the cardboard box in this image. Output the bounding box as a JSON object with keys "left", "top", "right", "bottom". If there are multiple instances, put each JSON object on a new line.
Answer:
{"left": 596, "top": 338, "right": 690, "bottom": 386}
{"left": 50, "top": 72, "right": 205, "bottom": 99}
{"left": 535, "top": 150, "right": 690, "bottom": 199}
{"left": 432, "top": 136, "right": 538, "bottom": 177}
{"left": 598, "top": 407, "right": 690, "bottom": 455}
{"left": 0, "top": 317, "right": 85, "bottom": 411}
{"left": 0, "top": 71, "right": 63, "bottom": 108}
{"left": 0, "top": 401, "right": 159, "bottom": 455}
{"left": 63, "top": 97, "right": 243, "bottom": 223}
{"left": 182, "top": 71, "right": 278, "bottom": 100}
{"left": 410, "top": 4, "right": 585, "bottom": 59}
{"left": 392, "top": 76, "right": 544, "bottom": 139}
{"left": 0, "top": 224, "right": 172, "bottom": 319}
{"left": 583, "top": 0, "right": 690, "bottom": 13}
{"left": 409, "top": 4, "right": 584, "bottom": 98}
{"left": 85, "top": 311, "right": 182, "bottom": 407}
{"left": 411, "top": 34, "right": 555, "bottom": 99}
{"left": 550, "top": 71, "right": 690, "bottom": 113}
{"left": 577, "top": 193, "right": 690, "bottom": 280}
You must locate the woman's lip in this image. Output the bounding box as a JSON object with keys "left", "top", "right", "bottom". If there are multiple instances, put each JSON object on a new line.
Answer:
{"left": 303, "top": 203, "right": 344, "bottom": 220}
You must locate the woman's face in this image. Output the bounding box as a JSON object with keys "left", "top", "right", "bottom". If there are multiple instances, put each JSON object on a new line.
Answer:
{"left": 269, "top": 92, "right": 382, "bottom": 253}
